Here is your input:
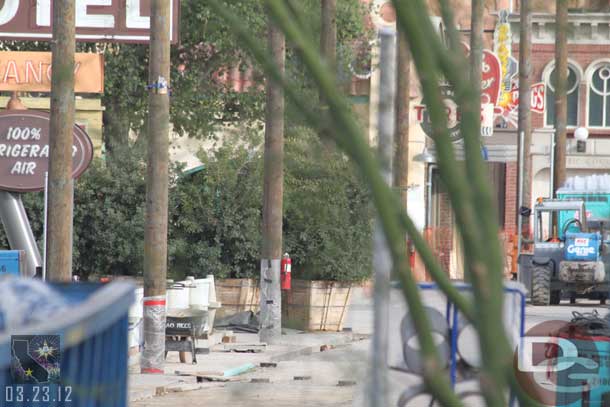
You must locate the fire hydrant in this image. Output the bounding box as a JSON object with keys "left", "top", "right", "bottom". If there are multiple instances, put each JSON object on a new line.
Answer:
{"left": 281, "top": 253, "right": 291, "bottom": 290}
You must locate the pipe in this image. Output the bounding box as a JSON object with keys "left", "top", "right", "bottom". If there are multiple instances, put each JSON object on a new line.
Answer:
{"left": 550, "top": 131, "right": 555, "bottom": 198}
{"left": 370, "top": 28, "right": 396, "bottom": 407}
{"left": 426, "top": 164, "right": 436, "bottom": 228}
{"left": 0, "top": 191, "right": 42, "bottom": 277}
{"left": 43, "top": 172, "right": 49, "bottom": 280}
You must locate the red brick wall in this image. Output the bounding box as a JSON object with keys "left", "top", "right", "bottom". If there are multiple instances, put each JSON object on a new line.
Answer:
{"left": 513, "top": 43, "right": 610, "bottom": 133}
{"left": 437, "top": 190, "right": 453, "bottom": 273}
{"left": 504, "top": 161, "right": 518, "bottom": 236}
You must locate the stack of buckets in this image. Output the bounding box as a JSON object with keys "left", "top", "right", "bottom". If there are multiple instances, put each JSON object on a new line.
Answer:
{"left": 128, "top": 275, "right": 221, "bottom": 352}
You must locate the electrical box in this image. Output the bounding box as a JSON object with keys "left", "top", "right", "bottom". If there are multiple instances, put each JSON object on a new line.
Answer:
{"left": 0, "top": 250, "right": 26, "bottom": 276}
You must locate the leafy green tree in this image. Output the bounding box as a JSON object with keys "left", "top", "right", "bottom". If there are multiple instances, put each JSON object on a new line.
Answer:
{"left": 169, "top": 132, "right": 264, "bottom": 279}
{"left": 9, "top": 150, "right": 149, "bottom": 280}
{"left": 169, "top": 129, "right": 372, "bottom": 282}
{"left": 283, "top": 128, "right": 372, "bottom": 281}
{"left": 0, "top": 129, "right": 370, "bottom": 282}
{"left": 100, "top": 0, "right": 370, "bottom": 148}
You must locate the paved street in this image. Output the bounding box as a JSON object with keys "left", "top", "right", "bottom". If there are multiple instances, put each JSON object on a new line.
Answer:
{"left": 131, "top": 286, "right": 610, "bottom": 407}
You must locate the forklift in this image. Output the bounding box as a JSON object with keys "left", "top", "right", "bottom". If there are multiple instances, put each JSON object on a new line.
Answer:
{"left": 521, "top": 198, "right": 610, "bottom": 305}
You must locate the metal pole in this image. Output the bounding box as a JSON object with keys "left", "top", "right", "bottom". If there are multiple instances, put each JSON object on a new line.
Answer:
{"left": 141, "top": 0, "right": 171, "bottom": 374}
{"left": 43, "top": 171, "right": 49, "bottom": 280}
{"left": 426, "top": 164, "right": 435, "bottom": 228}
{"left": 517, "top": 131, "right": 524, "bottom": 276}
{"left": 517, "top": 0, "right": 532, "bottom": 240}
{"left": 0, "top": 192, "right": 42, "bottom": 277}
{"left": 259, "top": 16, "right": 285, "bottom": 345}
{"left": 550, "top": 131, "right": 556, "bottom": 198}
{"left": 46, "top": 0, "right": 75, "bottom": 282}
{"left": 370, "top": 28, "right": 396, "bottom": 407}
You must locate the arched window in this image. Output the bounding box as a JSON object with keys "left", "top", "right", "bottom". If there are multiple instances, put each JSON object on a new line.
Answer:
{"left": 588, "top": 63, "right": 610, "bottom": 128}
{"left": 544, "top": 64, "right": 580, "bottom": 127}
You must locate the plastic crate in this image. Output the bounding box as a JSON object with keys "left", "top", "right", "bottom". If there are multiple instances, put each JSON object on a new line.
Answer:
{"left": 0, "top": 281, "right": 134, "bottom": 407}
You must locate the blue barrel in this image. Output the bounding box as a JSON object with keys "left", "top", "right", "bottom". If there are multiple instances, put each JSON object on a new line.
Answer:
{"left": 0, "top": 281, "right": 134, "bottom": 407}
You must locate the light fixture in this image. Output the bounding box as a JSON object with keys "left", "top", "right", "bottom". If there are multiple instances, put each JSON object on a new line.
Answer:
{"left": 413, "top": 147, "right": 436, "bottom": 163}
{"left": 574, "top": 127, "right": 589, "bottom": 153}
{"left": 6, "top": 92, "right": 26, "bottom": 110}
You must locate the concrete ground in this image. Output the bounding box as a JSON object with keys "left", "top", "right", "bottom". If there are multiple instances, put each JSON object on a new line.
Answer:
{"left": 130, "top": 285, "right": 609, "bottom": 407}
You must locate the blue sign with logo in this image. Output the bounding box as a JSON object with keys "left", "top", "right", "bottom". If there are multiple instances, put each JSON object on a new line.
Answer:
{"left": 565, "top": 233, "right": 600, "bottom": 261}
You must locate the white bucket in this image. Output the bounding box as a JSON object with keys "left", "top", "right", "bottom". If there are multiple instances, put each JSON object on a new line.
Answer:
{"left": 128, "top": 317, "right": 143, "bottom": 348}
{"left": 189, "top": 279, "right": 211, "bottom": 310}
{"left": 166, "top": 284, "right": 190, "bottom": 309}
{"left": 129, "top": 287, "right": 144, "bottom": 319}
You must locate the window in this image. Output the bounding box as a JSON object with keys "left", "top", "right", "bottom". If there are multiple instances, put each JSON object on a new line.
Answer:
{"left": 588, "top": 64, "right": 610, "bottom": 128}
{"left": 545, "top": 66, "right": 579, "bottom": 127}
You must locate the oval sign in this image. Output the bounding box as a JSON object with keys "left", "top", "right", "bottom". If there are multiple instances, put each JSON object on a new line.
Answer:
{"left": 0, "top": 110, "right": 93, "bottom": 192}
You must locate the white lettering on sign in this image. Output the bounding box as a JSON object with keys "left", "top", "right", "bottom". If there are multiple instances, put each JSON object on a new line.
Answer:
{"left": 76, "top": 0, "right": 115, "bottom": 28}
{"left": 0, "top": 143, "right": 50, "bottom": 158}
{"left": 0, "top": 0, "right": 18, "bottom": 25}
{"left": 126, "top": 0, "right": 149, "bottom": 29}
{"left": 0, "top": 61, "right": 82, "bottom": 86}
{"left": 531, "top": 84, "right": 545, "bottom": 113}
{"left": 10, "top": 161, "right": 36, "bottom": 175}
{"left": 567, "top": 245, "right": 596, "bottom": 256}
{"left": 0, "top": 0, "right": 179, "bottom": 43}
{"left": 25, "top": 61, "right": 42, "bottom": 83}
{"left": 36, "top": 0, "right": 50, "bottom": 27}
{"left": 3, "top": 60, "right": 18, "bottom": 83}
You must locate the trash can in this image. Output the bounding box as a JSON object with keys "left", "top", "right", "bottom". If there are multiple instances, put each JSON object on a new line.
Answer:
{"left": 0, "top": 281, "right": 134, "bottom": 407}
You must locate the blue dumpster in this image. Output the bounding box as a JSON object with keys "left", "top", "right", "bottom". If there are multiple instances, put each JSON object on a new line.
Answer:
{"left": 0, "top": 281, "right": 134, "bottom": 407}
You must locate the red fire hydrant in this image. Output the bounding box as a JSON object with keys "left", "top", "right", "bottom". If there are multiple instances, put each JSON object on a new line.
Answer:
{"left": 281, "top": 253, "right": 291, "bottom": 290}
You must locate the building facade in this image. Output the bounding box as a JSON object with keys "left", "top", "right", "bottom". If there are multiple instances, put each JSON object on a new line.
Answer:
{"left": 396, "top": 7, "right": 610, "bottom": 280}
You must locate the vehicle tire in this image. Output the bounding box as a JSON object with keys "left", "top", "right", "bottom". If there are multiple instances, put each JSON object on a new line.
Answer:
{"left": 532, "top": 264, "right": 552, "bottom": 306}
{"left": 550, "top": 290, "right": 561, "bottom": 305}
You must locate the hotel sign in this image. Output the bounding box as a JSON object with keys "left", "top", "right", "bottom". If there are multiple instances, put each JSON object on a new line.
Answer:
{"left": 0, "top": 0, "right": 179, "bottom": 43}
{"left": 0, "top": 52, "right": 104, "bottom": 93}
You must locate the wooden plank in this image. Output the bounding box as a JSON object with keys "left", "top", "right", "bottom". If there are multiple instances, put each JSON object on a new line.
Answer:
{"left": 175, "top": 370, "right": 224, "bottom": 377}
{"left": 218, "top": 343, "right": 267, "bottom": 353}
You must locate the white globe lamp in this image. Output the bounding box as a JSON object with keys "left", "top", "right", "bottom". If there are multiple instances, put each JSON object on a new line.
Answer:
{"left": 574, "top": 127, "right": 589, "bottom": 142}
{"left": 574, "top": 127, "right": 589, "bottom": 153}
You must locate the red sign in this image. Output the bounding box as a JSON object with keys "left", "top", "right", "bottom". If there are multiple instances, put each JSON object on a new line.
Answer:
{"left": 481, "top": 50, "right": 502, "bottom": 107}
{"left": 0, "top": 111, "right": 93, "bottom": 192}
{"left": 0, "top": 0, "right": 179, "bottom": 43}
{"left": 506, "top": 82, "right": 545, "bottom": 114}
